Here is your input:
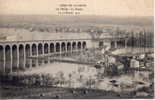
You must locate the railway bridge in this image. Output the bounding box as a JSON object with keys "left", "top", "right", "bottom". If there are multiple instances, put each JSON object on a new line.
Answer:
{"left": 0, "top": 37, "right": 127, "bottom": 74}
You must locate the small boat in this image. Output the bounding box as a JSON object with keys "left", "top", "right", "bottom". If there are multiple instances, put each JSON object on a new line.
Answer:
{"left": 94, "top": 61, "right": 105, "bottom": 69}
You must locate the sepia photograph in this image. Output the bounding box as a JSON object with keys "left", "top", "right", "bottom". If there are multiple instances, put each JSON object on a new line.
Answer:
{"left": 0, "top": 0, "right": 154, "bottom": 99}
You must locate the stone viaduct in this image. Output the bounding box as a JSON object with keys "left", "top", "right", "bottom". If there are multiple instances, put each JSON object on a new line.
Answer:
{"left": 0, "top": 37, "right": 127, "bottom": 74}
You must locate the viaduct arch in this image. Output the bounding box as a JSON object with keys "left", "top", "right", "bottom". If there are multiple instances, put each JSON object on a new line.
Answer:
{"left": 0, "top": 40, "right": 87, "bottom": 74}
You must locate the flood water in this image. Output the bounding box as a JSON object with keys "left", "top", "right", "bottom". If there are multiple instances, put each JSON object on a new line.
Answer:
{"left": 2, "top": 47, "right": 154, "bottom": 92}
{"left": 16, "top": 59, "right": 152, "bottom": 92}
{"left": 112, "top": 47, "right": 154, "bottom": 55}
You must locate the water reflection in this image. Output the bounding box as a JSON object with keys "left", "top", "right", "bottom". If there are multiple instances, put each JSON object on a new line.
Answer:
{"left": 18, "top": 59, "right": 151, "bottom": 92}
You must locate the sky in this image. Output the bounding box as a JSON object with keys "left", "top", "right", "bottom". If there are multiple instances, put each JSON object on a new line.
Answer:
{"left": 0, "top": 0, "right": 153, "bottom": 16}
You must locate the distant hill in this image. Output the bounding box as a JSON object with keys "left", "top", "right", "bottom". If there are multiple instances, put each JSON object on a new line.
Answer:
{"left": 0, "top": 15, "right": 153, "bottom": 26}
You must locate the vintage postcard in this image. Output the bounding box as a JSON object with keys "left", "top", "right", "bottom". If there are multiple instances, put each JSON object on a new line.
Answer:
{"left": 0, "top": 0, "right": 154, "bottom": 99}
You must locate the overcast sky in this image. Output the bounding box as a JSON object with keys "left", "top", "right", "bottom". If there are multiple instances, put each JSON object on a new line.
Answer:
{"left": 0, "top": 0, "right": 153, "bottom": 16}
